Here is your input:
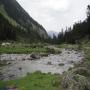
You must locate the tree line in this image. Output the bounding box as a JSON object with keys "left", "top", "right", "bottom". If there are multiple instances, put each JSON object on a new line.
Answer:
{"left": 52, "top": 5, "right": 90, "bottom": 44}
{"left": 0, "top": 13, "right": 16, "bottom": 41}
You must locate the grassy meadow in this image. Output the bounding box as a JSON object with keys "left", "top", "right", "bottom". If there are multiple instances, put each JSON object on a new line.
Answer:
{"left": 0, "top": 72, "right": 61, "bottom": 90}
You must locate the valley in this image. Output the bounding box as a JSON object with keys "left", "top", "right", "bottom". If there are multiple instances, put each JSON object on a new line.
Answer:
{"left": 0, "top": 0, "right": 90, "bottom": 90}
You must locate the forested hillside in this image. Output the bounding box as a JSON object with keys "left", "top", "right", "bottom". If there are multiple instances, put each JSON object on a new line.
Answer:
{"left": 56, "top": 5, "right": 90, "bottom": 44}
{"left": 0, "top": 0, "right": 49, "bottom": 43}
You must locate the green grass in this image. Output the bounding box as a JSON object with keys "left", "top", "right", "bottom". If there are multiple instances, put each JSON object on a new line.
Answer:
{"left": 0, "top": 43, "right": 60, "bottom": 54}
{"left": 57, "top": 44, "right": 77, "bottom": 49}
{"left": 0, "top": 72, "right": 61, "bottom": 90}
{"left": 84, "top": 49, "right": 90, "bottom": 63}
{"left": 82, "top": 41, "right": 90, "bottom": 63}
{"left": 0, "top": 46, "right": 47, "bottom": 54}
{"left": 83, "top": 43, "right": 90, "bottom": 63}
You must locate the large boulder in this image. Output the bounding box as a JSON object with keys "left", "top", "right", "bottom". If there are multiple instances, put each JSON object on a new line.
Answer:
{"left": 30, "top": 53, "right": 40, "bottom": 60}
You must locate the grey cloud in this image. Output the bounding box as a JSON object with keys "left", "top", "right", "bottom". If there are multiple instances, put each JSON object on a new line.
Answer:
{"left": 17, "top": 0, "right": 90, "bottom": 32}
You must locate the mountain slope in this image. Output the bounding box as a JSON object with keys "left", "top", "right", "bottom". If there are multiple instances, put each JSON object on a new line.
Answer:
{"left": 0, "top": 0, "right": 48, "bottom": 42}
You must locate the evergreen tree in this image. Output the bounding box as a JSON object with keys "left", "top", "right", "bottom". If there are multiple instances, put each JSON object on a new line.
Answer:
{"left": 57, "top": 5, "right": 90, "bottom": 44}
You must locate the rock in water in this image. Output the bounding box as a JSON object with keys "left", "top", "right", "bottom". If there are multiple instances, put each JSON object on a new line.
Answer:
{"left": 30, "top": 53, "right": 40, "bottom": 60}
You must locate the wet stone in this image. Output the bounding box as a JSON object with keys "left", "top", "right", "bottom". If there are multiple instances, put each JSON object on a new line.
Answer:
{"left": 58, "top": 63, "right": 64, "bottom": 66}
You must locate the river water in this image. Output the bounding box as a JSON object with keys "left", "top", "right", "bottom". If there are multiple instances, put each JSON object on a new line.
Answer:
{"left": 0, "top": 49, "right": 84, "bottom": 81}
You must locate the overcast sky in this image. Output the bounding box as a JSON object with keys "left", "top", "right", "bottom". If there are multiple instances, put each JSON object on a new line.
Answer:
{"left": 17, "top": 0, "right": 90, "bottom": 32}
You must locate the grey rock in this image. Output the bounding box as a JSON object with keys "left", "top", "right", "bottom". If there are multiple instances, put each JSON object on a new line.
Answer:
{"left": 30, "top": 53, "right": 40, "bottom": 60}
{"left": 58, "top": 63, "right": 64, "bottom": 66}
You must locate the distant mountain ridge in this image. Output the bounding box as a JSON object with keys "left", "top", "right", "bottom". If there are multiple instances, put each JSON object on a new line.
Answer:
{"left": 48, "top": 31, "right": 58, "bottom": 38}
{"left": 0, "top": 0, "right": 48, "bottom": 42}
